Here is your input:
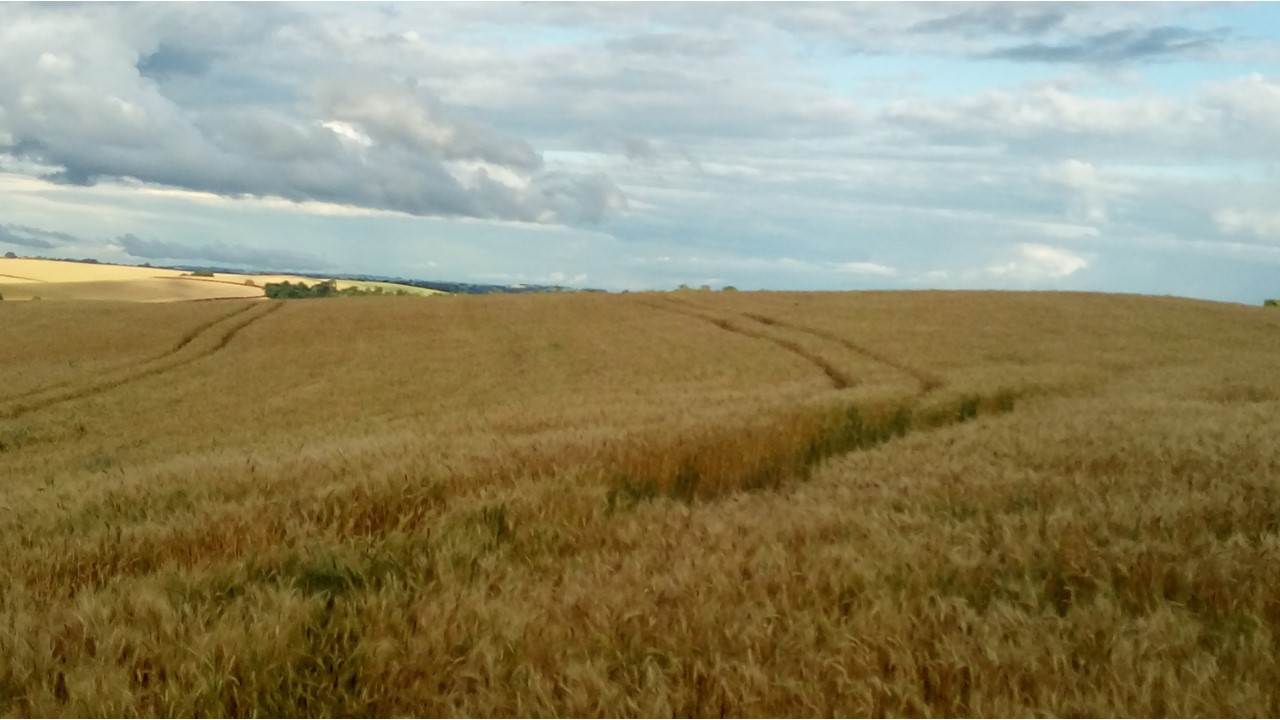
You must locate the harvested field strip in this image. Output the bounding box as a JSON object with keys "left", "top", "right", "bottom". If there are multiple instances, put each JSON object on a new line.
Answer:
{"left": 642, "top": 298, "right": 854, "bottom": 389}
{"left": 0, "top": 303, "right": 258, "bottom": 405}
{"left": 168, "top": 276, "right": 268, "bottom": 288}
{"left": 0, "top": 303, "right": 282, "bottom": 419}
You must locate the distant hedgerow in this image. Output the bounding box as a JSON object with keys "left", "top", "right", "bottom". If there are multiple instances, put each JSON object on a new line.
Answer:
{"left": 263, "top": 280, "right": 411, "bottom": 300}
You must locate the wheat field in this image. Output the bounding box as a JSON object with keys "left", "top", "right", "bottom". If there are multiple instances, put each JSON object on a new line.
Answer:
{"left": 1, "top": 290, "right": 1278, "bottom": 717}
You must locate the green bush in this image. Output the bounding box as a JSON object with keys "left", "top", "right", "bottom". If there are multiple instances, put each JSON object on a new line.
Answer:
{"left": 1265, "top": 299, "right": 1278, "bottom": 307}
{"left": 264, "top": 280, "right": 333, "bottom": 299}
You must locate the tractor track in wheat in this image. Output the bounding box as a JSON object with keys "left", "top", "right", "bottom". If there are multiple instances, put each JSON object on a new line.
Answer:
{"left": 0, "top": 303, "right": 259, "bottom": 406}
{"left": 640, "top": 297, "right": 855, "bottom": 389}
{"left": 1, "top": 302, "right": 283, "bottom": 420}
{"left": 650, "top": 296, "right": 948, "bottom": 394}
{"left": 737, "top": 311, "right": 945, "bottom": 393}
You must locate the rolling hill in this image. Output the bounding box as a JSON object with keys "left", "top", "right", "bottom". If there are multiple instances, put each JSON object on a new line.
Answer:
{"left": 1, "top": 291, "right": 1278, "bottom": 716}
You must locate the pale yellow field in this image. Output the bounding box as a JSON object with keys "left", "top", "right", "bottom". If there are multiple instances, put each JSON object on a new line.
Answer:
{"left": 1, "top": 291, "right": 1278, "bottom": 716}
{"left": 241, "top": 275, "right": 444, "bottom": 296}
{"left": 0, "top": 259, "right": 438, "bottom": 302}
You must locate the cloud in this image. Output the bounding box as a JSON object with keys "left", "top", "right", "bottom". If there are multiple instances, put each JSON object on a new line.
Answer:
{"left": 1198, "top": 73, "right": 1280, "bottom": 150}
{"left": 0, "top": 5, "right": 621, "bottom": 225}
{"left": 987, "top": 243, "right": 1088, "bottom": 279}
{"left": 0, "top": 2, "right": 1277, "bottom": 303}
{"left": 878, "top": 80, "right": 1243, "bottom": 165}
{"left": 116, "top": 233, "right": 327, "bottom": 270}
{"left": 635, "top": 254, "right": 899, "bottom": 281}
{"left": 986, "top": 26, "right": 1229, "bottom": 65}
{"left": 911, "top": 6, "right": 1066, "bottom": 37}
{"left": 606, "top": 32, "right": 736, "bottom": 59}
{"left": 0, "top": 223, "right": 79, "bottom": 249}
{"left": 472, "top": 270, "right": 590, "bottom": 286}
{"left": 1039, "top": 160, "right": 1109, "bottom": 223}
{"left": 1213, "top": 208, "right": 1280, "bottom": 243}
{"left": 313, "top": 75, "right": 542, "bottom": 171}
{"left": 136, "top": 43, "right": 218, "bottom": 80}
{"left": 833, "top": 261, "right": 896, "bottom": 276}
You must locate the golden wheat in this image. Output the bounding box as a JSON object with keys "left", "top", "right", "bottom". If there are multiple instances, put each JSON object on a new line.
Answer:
{"left": 1, "top": 290, "right": 1277, "bottom": 716}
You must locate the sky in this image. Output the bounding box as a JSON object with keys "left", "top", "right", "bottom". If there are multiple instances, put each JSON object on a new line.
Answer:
{"left": 1, "top": 2, "right": 1279, "bottom": 302}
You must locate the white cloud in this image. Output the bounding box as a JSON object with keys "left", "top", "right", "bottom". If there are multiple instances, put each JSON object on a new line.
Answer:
{"left": 1039, "top": 159, "right": 1109, "bottom": 223}
{"left": 472, "top": 270, "right": 590, "bottom": 285}
{"left": 987, "top": 243, "right": 1089, "bottom": 279}
{"left": 833, "top": 261, "right": 896, "bottom": 276}
{"left": 319, "top": 120, "right": 374, "bottom": 149}
{"left": 1199, "top": 73, "right": 1280, "bottom": 145}
{"left": 1214, "top": 207, "right": 1280, "bottom": 243}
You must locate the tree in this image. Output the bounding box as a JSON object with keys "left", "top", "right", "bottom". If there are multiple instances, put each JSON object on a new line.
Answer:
{"left": 263, "top": 279, "right": 411, "bottom": 300}
{"left": 3, "top": 251, "right": 16, "bottom": 259}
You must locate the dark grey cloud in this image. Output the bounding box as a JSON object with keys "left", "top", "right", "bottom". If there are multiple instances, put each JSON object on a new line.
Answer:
{"left": 911, "top": 6, "right": 1066, "bottom": 37}
{"left": 536, "top": 172, "right": 628, "bottom": 224}
{"left": 606, "top": 32, "right": 737, "bottom": 58}
{"left": 620, "top": 136, "right": 660, "bottom": 163}
{"left": 582, "top": 129, "right": 702, "bottom": 170}
{"left": 986, "top": 26, "right": 1230, "bottom": 64}
{"left": 117, "top": 233, "right": 327, "bottom": 270}
{"left": 0, "top": 224, "right": 67, "bottom": 249}
{"left": 136, "top": 44, "right": 218, "bottom": 80}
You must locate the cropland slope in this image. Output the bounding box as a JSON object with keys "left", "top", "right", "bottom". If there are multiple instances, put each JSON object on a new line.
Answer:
{"left": 0, "top": 258, "right": 438, "bottom": 302}
{"left": 1, "top": 291, "right": 1278, "bottom": 716}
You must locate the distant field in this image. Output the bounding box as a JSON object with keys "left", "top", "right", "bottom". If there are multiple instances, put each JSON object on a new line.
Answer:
{"left": 239, "top": 274, "right": 444, "bottom": 296}
{"left": 0, "top": 258, "right": 438, "bottom": 302}
{"left": 1, "top": 291, "right": 1279, "bottom": 716}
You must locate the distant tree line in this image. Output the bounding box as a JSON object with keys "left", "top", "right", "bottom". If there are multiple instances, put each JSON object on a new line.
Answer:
{"left": 263, "top": 279, "right": 411, "bottom": 299}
